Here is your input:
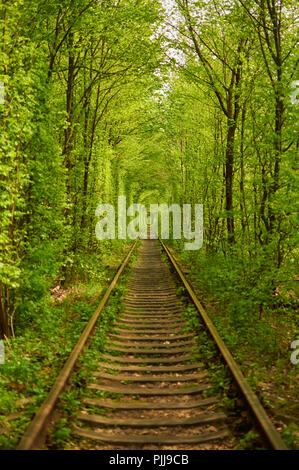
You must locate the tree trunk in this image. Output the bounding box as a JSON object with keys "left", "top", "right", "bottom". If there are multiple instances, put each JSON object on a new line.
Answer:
{"left": 0, "top": 286, "right": 9, "bottom": 338}
{"left": 225, "top": 121, "right": 236, "bottom": 244}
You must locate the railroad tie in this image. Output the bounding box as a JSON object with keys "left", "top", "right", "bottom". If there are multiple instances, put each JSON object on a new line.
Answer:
{"left": 73, "top": 240, "right": 229, "bottom": 448}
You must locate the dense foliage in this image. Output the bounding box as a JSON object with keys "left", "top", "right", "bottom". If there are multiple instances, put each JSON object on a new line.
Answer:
{"left": 0, "top": 0, "right": 298, "bottom": 359}
{"left": 0, "top": 0, "right": 162, "bottom": 336}
{"left": 0, "top": 0, "right": 298, "bottom": 450}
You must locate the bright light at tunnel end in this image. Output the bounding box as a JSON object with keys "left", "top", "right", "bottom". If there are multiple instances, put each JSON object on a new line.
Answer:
{"left": 95, "top": 196, "right": 203, "bottom": 251}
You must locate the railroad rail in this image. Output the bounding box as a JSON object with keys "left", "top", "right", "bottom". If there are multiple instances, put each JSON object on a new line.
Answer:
{"left": 17, "top": 239, "right": 287, "bottom": 450}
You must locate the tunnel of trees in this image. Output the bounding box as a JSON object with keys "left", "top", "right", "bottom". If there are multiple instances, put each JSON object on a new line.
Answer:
{"left": 0, "top": 0, "right": 298, "bottom": 449}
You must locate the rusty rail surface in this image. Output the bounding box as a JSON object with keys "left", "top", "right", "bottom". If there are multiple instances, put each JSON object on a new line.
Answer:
{"left": 159, "top": 239, "right": 287, "bottom": 450}
{"left": 16, "top": 238, "right": 287, "bottom": 450}
{"left": 17, "top": 240, "right": 138, "bottom": 450}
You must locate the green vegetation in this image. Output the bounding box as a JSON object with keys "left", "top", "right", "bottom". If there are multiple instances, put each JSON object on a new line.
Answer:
{"left": 0, "top": 0, "right": 298, "bottom": 450}
{"left": 0, "top": 0, "right": 161, "bottom": 337}
{"left": 0, "top": 240, "right": 131, "bottom": 449}
{"left": 46, "top": 270, "right": 130, "bottom": 449}
{"left": 0, "top": 284, "right": 95, "bottom": 449}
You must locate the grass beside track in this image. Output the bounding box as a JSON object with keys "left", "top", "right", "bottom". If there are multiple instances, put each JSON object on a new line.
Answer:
{"left": 0, "top": 241, "right": 133, "bottom": 450}
{"left": 166, "top": 241, "right": 299, "bottom": 450}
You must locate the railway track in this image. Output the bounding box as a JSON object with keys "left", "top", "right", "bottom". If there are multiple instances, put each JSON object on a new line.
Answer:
{"left": 17, "top": 239, "right": 287, "bottom": 450}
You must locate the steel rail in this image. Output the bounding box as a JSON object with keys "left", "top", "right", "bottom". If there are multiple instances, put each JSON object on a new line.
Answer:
{"left": 17, "top": 240, "right": 138, "bottom": 450}
{"left": 159, "top": 238, "right": 288, "bottom": 450}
